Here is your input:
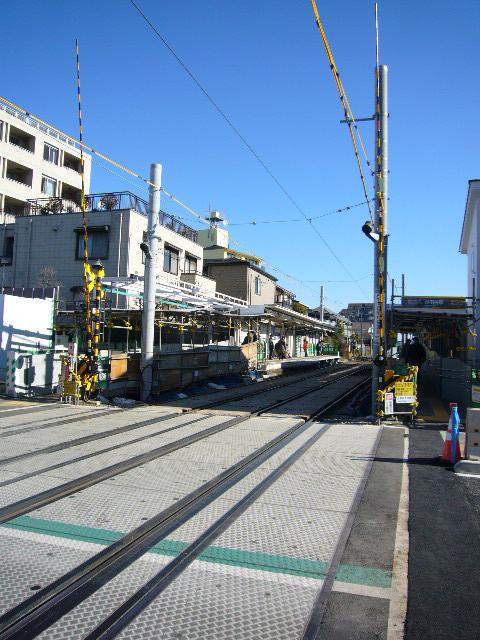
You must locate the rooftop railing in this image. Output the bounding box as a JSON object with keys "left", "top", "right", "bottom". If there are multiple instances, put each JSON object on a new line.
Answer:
{"left": 0, "top": 101, "right": 81, "bottom": 151}
{"left": 24, "top": 191, "right": 199, "bottom": 242}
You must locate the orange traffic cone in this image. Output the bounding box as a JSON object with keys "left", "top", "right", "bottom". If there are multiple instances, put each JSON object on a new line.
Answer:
{"left": 442, "top": 403, "right": 461, "bottom": 462}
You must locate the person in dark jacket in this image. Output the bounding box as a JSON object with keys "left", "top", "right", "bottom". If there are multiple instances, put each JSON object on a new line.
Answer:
{"left": 275, "top": 336, "right": 287, "bottom": 359}
{"left": 406, "top": 337, "right": 427, "bottom": 376}
{"left": 268, "top": 335, "right": 275, "bottom": 359}
{"left": 400, "top": 339, "right": 411, "bottom": 361}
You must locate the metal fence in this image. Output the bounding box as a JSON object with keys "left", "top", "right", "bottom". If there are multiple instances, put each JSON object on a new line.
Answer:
{"left": 23, "top": 191, "right": 199, "bottom": 242}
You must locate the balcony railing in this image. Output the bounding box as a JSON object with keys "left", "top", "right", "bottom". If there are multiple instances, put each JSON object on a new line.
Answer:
{"left": 5, "top": 175, "right": 32, "bottom": 188}
{"left": 8, "top": 140, "right": 34, "bottom": 154}
{"left": 159, "top": 210, "right": 198, "bottom": 242}
{"left": 24, "top": 191, "right": 199, "bottom": 242}
{"left": 0, "top": 100, "right": 81, "bottom": 151}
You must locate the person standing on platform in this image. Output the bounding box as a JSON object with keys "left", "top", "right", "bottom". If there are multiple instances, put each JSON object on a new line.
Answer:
{"left": 317, "top": 336, "right": 325, "bottom": 356}
{"left": 400, "top": 338, "right": 411, "bottom": 362}
{"left": 406, "top": 337, "right": 427, "bottom": 379}
{"left": 268, "top": 334, "right": 274, "bottom": 359}
{"left": 275, "top": 336, "right": 287, "bottom": 359}
{"left": 303, "top": 337, "right": 309, "bottom": 357}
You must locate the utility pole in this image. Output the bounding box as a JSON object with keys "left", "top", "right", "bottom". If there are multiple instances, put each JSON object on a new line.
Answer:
{"left": 141, "top": 163, "right": 162, "bottom": 401}
{"left": 371, "top": 62, "right": 388, "bottom": 417}
{"left": 320, "top": 285, "right": 325, "bottom": 322}
{"left": 390, "top": 277, "right": 395, "bottom": 357}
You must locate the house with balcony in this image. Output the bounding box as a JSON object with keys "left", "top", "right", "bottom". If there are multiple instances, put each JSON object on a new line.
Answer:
{"left": 0, "top": 99, "right": 91, "bottom": 219}
{"left": 0, "top": 191, "right": 208, "bottom": 309}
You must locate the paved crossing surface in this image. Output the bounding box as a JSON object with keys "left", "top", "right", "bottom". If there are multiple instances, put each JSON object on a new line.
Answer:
{"left": 0, "top": 398, "right": 409, "bottom": 639}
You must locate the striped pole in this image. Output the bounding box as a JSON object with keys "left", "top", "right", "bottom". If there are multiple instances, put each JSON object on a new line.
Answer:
{"left": 92, "top": 262, "right": 104, "bottom": 389}
{"left": 75, "top": 39, "right": 93, "bottom": 362}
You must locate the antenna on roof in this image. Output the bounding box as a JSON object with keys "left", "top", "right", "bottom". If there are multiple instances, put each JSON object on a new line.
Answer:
{"left": 208, "top": 210, "right": 224, "bottom": 228}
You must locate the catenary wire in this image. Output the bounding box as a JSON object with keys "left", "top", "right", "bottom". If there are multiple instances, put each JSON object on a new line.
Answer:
{"left": 128, "top": 0, "right": 368, "bottom": 296}
{"left": 228, "top": 199, "right": 373, "bottom": 226}
{"left": 0, "top": 93, "right": 364, "bottom": 305}
{"left": 309, "top": 0, "right": 374, "bottom": 225}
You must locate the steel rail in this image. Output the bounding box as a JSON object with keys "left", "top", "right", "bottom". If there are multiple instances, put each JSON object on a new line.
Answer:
{"left": 0, "top": 374, "right": 370, "bottom": 640}
{"left": 0, "top": 414, "right": 211, "bottom": 489}
{"left": 0, "top": 411, "right": 181, "bottom": 466}
{"left": 0, "top": 369, "right": 366, "bottom": 519}
{"left": 0, "top": 366, "right": 364, "bottom": 472}
{"left": 301, "top": 420, "right": 383, "bottom": 639}
{"left": 187, "top": 361, "right": 352, "bottom": 412}
{"left": 75, "top": 378, "right": 372, "bottom": 640}
{"left": 0, "top": 407, "right": 118, "bottom": 437}
{"left": 257, "top": 369, "right": 368, "bottom": 417}
{"left": 0, "top": 404, "right": 62, "bottom": 417}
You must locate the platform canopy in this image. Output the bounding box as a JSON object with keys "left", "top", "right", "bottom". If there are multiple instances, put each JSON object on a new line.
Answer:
{"left": 238, "top": 302, "right": 337, "bottom": 333}
{"left": 391, "top": 296, "right": 473, "bottom": 359}
{"left": 103, "top": 276, "right": 248, "bottom": 314}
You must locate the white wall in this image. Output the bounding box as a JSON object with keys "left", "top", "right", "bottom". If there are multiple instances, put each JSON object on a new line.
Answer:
{"left": 0, "top": 294, "right": 53, "bottom": 379}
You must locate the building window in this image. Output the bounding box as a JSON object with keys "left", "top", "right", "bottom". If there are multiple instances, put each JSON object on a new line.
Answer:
{"left": 76, "top": 228, "right": 109, "bottom": 260}
{"left": 184, "top": 254, "right": 197, "bottom": 274}
{"left": 3, "top": 236, "right": 14, "bottom": 264}
{"left": 163, "top": 246, "right": 179, "bottom": 275}
{"left": 43, "top": 143, "right": 59, "bottom": 165}
{"left": 41, "top": 175, "right": 57, "bottom": 197}
{"left": 255, "top": 276, "right": 262, "bottom": 295}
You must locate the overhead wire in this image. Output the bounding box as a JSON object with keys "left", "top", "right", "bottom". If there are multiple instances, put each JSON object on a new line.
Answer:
{"left": 304, "top": 273, "right": 373, "bottom": 283}
{"left": 91, "top": 145, "right": 323, "bottom": 301}
{"left": 128, "top": 0, "right": 367, "bottom": 296}
{"left": 228, "top": 199, "right": 373, "bottom": 226}
{"left": 0, "top": 91, "right": 361, "bottom": 305}
{"left": 309, "top": 0, "right": 374, "bottom": 224}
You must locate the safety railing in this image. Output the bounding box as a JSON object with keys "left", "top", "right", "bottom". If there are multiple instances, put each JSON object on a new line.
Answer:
{"left": 23, "top": 191, "right": 199, "bottom": 242}
{"left": 0, "top": 100, "right": 81, "bottom": 151}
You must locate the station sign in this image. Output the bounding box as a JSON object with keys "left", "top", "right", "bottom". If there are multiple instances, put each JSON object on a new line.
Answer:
{"left": 394, "top": 381, "right": 415, "bottom": 404}
{"left": 401, "top": 296, "right": 466, "bottom": 310}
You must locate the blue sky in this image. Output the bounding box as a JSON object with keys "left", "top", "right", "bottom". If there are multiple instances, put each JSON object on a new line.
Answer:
{"left": 2, "top": 0, "right": 478, "bottom": 310}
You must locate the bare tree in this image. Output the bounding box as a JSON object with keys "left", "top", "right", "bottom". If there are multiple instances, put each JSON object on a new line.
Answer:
{"left": 37, "top": 266, "right": 62, "bottom": 288}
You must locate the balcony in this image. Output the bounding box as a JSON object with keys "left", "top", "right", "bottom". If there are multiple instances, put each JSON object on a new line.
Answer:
{"left": 3, "top": 196, "right": 25, "bottom": 217}
{"left": 63, "top": 151, "right": 81, "bottom": 173}
{"left": 5, "top": 160, "right": 33, "bottom": 187}
{"left": 23, "top": 191, "right": 199, "bottom": 242}
{"left": 8, "top": 125, "right": 35, "bottom": 153}
{"left": 61, "top": 183, "right": 82, "bottom": 206}
{"left": 0, "top": 100, "right": 81, "bottom": 152}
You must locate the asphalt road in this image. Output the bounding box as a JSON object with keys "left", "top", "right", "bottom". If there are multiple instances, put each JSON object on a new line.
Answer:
{"left": 406, "top": 427, "right": 480, "bottom": 639}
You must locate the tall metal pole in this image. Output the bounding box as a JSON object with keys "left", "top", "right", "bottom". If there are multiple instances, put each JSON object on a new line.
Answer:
{"left": 371, "top": 63, "right": 388, "bottom": 417}
{"left": 401, "top": 273, "right": 406, "bottom": 298}
{"left": 141, "top": 163, "right": 162, "bottom": 401}
{"left": 390, "top": 277, "right": 395, "bottom": 357}
{"left": 320, "top": 285, "right": 324, "bottom": 322}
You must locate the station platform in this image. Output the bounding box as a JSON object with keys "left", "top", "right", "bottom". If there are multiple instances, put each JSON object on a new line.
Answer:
{"left": 0, "top": 401, "right": 407, "bottom": 639}
{"left": 260, "top": 354, "right": 340, "bottom": 377}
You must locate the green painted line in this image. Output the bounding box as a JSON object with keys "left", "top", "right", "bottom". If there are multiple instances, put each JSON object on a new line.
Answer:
{"left": 2, "top": 516, "right": 391, "bottom": 588}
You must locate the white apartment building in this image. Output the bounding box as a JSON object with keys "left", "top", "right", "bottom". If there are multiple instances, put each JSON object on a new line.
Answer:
{"left": 0, "top": 100, "right": 91, "bottom": 217}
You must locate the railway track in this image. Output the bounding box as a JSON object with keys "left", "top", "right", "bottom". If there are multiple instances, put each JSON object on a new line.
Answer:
{"left": 0, "top": 367, "right": 370, "bottom": 640}
{"left": 0, "top": 364, "right": 364, "bottom": 475}
{"left": 178, "top": 361, "right": 358, "bottom": 412}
